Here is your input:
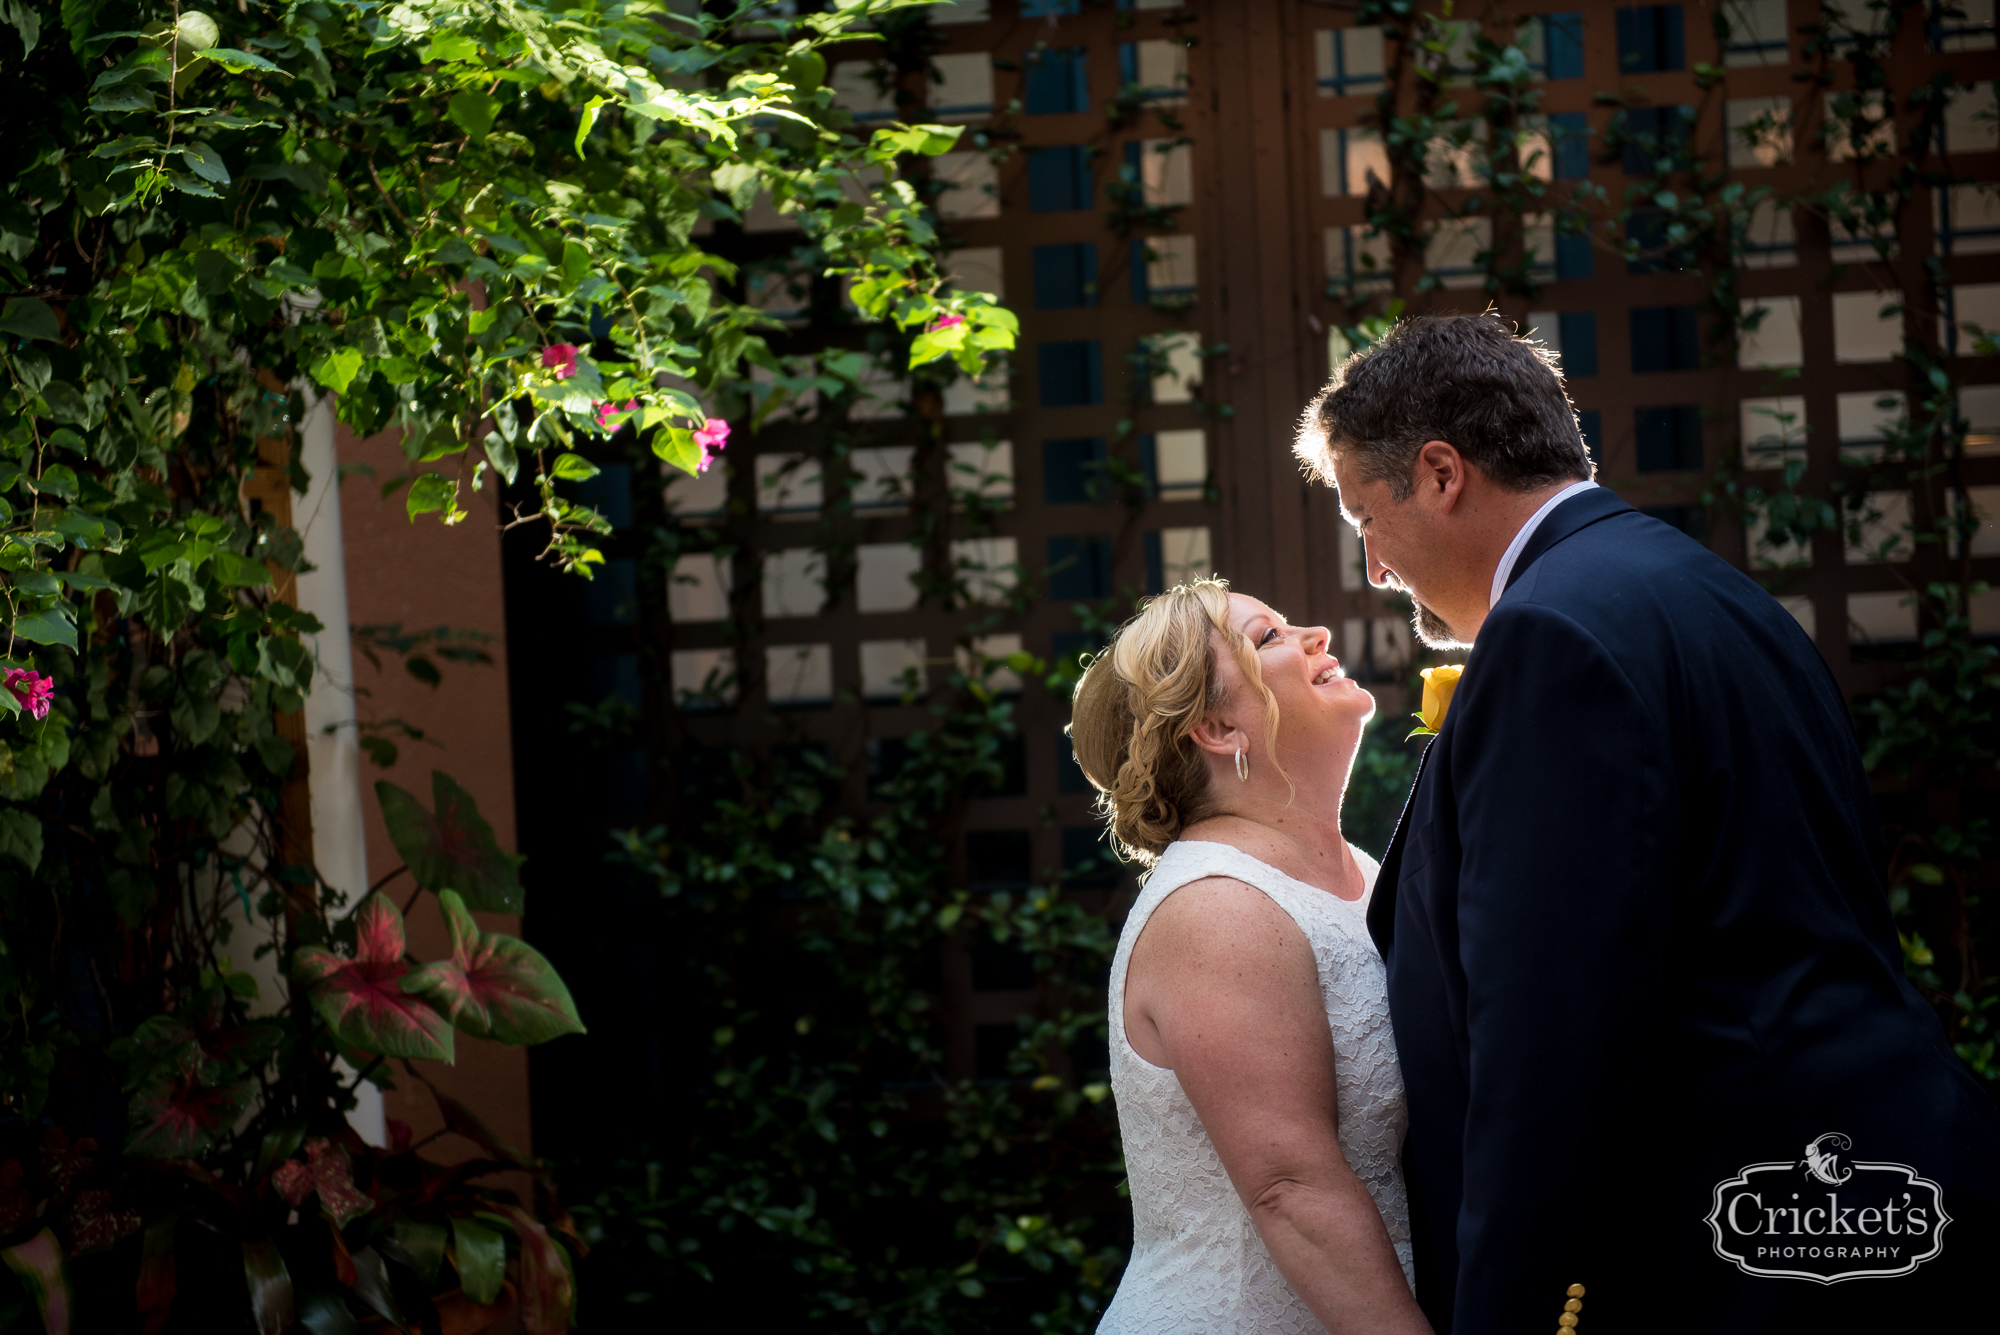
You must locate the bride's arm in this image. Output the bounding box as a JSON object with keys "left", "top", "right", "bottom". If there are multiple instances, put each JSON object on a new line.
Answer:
{"left": 1127, "top": 877, "right": 1432, "bottom": 1335}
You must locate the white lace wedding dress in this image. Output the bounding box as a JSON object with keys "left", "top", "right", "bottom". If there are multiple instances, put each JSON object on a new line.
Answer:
{"left": 1098, "top": 840, "right": 1412, "bottom": 1334}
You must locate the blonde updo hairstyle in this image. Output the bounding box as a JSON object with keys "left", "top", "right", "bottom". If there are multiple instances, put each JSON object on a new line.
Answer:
{"left": 1067, "top": 579, "right": 1286, "bottom": 867}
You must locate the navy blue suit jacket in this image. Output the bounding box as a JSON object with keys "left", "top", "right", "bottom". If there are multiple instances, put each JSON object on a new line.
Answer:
{"left": 1368, "top": 489, "right": 1999, "bottom": 1332}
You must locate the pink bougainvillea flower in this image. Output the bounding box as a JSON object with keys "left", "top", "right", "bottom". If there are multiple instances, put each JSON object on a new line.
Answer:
{"left": 271, "top": 1138, "right": 372, "bottom": 1226}
{"left": 692, "top": 418, "right": 730, "bottom": 472}
{"left": 3, "top": 670, "right": 52, "bottom": 720}
{"left": 540, "top": 344, "right": 579, "bottom": 380}
{"left": 928, "top": 313, "right": 966, "bottom": 332}
{"left": 594, "top": 399, "right": 638, "bottom": 428}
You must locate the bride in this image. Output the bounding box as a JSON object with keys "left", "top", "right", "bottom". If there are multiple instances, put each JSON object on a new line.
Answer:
{"left": 1068, "top": 578, "right": 1429, "bottom": 1335}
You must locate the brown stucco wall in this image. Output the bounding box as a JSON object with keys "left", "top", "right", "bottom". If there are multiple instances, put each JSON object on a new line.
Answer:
{"left": 334, "top": 424, "right": 532, "bottom": 1163}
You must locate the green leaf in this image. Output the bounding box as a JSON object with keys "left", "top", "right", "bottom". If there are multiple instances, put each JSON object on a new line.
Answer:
{"left": 241, "top": 1238, "right": 294, "bottom": 1335}
{"left": 125, "top": 1055, "right": 257, "bottom": 1158}
{"left": 550, "top": 452, "right": 599, "bottom": 481}
{"left": 257, "top": 635, "right": 314, "bottom": 694}
{"left": 446, "top": 89, "right": 497, "bottom": 143}
{"left": 211, "top": 551, "right": 273, "bottom": 587}
{"left": 873, "top": 123, "right": 964, "bottom": 156}
{"left": 712, "top": 161, "right": 759, "bottom": 210}
{"left": 89, "top": 84, "right": 156, "bottom": 113}
{"left": 0, "top": 808, "right": 43, "bottom": 871}
{"left": 560, "top": 239, "right": 591, "bottom": 289}
{"left": 421, "top": 31, "right": 480, "bottom": 63}
{"left": 11, "top": 607, "right": 77, "bottom": 650}
{"left": 179, "top": 142, "right": 230, "bottom": 185}
{"left": 374, "top": 772, "right": 525, "bottom": 913}
{"left": 402, "top": 890, "right": 585, "bottom": 1045}
{"left": 392, "top": 1219, "right": 448, "bottom": 1284}
{"left": 451, "top": 1218, "right": 506, "bottom": 1304}
{"left": 291, "top": 897, "right": 455, "bottom": 1062}
{"left": 406, "top": 472, "right": 455, "bottom": 520}
{"left": 651, "top": 427, "right": 703, "bottom": 476}
{"left": 194, "top": 47, "right": 286, "bottom": 75}
{"left": 481, "top": 432, "right": 519, "bottom": 486}
{"left": 574, "top": 94, "right": 604, "bottom": 158}
{"left": 310, "top": 347, "right": 364, "bottom": 394}
{"left": 0, "top": 297, "right": 60, "bottom": 342}
{"left": 1, "top": 1230, "right": 73, "bottom": 1335}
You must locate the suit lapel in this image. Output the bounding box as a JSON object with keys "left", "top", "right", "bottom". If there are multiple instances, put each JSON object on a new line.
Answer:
{"left": 1370, "top": 491, "right": 1631, "bottom": 956}
{"left": 1366, "top": 736, "right": 1434, "bottom": 956}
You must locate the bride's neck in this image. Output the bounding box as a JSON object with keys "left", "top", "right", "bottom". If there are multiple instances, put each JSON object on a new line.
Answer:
{"left": 1182, "top": 754, "right": 1357, "bottom": 896}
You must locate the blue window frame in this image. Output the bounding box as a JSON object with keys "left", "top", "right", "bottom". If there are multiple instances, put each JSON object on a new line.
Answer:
{"left": 1558, "top": 312, "right": 1600, "bottom": 377}
{"left": 1578, "top": 409, "right": 1603, "bottom": 468}
{"left": 1028, "top": 146, "right": 1094, "bottom": 212}
{"left": 1550, "top": 111, "right": 1591, "bottom": 179}
{"left": 1038, "top": 340, "right": 1104, "bottom": 406}
{"left": 1143, "top": 531, "right": 1165, "bottom": 594}
{"left": 1556, "top": 229, "right": 1594, "bottom": 280}
{"left": 1635, "top": 405, "right": 1704, "bottom": 471}
{"left": 1617, "top": 5, "right": 1686, "bottom": 72}
{"left": 1536, "top": 12, "right": 1586, "bottom": 79}
{"left": 1618, "top": 105, "right": 1694, "bottom": 175}
{"left": 1937, "top": 187, "right": 2000, "bottom": 259}
{"left": 1047, "top": 535, "right": 1114, "bottom": 600}
{"left": 1930, "top": 0, "right": 1998, "bottom": 51}
{"left": 1129, "top": 238, "right": 1197, "bottom": 303}
{"left": 1042, "top": 437, "right": 1107, "bottom": 504}
{"left": 1033, "top": 243, "right": 1098, "bottom": 309}
{"left": 1627, "top": 208, "right": 1691, "bottom": 274}
{"left": 1631, "top": 306, "right": 1702, "bottom": 372}
{"left": 1318, "top": 28, "right": 1386, "bottom": 96}
{"left": 1022, "top": 0, "right": 1080, "bottom": 14}
{"left": 1118, "top": 42, "right": 1184, "bottom": 101}
{"left": 1024, "top": 47, "right": 1089, "bottom": 115}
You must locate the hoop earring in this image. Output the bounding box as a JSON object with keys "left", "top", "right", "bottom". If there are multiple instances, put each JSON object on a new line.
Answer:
{"left": 1235, "top": 747, "right": 1249, "bottom": 782}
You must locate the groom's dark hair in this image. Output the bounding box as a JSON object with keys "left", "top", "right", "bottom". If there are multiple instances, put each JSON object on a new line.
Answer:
{"left": 1294, "top": 312, "right": 1594, "bottom": 499}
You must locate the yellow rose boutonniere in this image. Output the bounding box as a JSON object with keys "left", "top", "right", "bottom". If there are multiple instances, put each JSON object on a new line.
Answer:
{"left": 1408, "top": 664, "right": 1464, "bottom": 740}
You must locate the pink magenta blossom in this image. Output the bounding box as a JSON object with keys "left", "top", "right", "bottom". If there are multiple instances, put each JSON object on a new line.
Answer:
{"left": 541, "top": 344, "right": 579, "bottom": 380}
{"left": 928, "top": 313, "right": 966, "bottom": 332}
{"left": 4, "top": 670, "right": 52, "bottom": 721}
{"left": 693, "top": 418, "right": 730, "bottom": 472}
{"left": 594, "top": 399, "right": 638, "bottom": 428}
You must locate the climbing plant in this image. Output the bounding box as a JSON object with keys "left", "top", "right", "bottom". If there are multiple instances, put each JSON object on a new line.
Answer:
{"left": 0, "top": 0, "right": 1024, "bottom": 1327}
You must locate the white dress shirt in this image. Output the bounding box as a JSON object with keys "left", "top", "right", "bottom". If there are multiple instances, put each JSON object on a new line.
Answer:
{"left": 1489, "top": 479, "right": 1599, "bottom": 608}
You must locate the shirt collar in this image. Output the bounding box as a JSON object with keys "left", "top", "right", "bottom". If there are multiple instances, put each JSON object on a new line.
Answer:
{"left": 1489, "top": 479, "right": 1599, "bottom": 609}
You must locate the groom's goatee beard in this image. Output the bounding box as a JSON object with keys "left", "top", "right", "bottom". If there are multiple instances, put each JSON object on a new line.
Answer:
{"left": 1411, "top": 599, "right": 1469, "bottom": 651}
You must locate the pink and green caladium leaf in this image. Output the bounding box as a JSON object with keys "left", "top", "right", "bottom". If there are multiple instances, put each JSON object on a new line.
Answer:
{"left": 376, "top": 771, "right": 524, "bottom": 913}
{"left": 292, "top": 896, "right": 455, "bottom": 1062}
{"left": 125, "top": 1051, "right": 257, "bottom": 1159}
{"left": 402, "top": 891, "right": 585, "bottom": 1047}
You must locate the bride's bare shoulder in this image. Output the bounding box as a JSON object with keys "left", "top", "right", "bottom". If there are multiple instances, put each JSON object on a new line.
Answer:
{"left": 1132, "top": 875, "right": 1309, "bottom": 968}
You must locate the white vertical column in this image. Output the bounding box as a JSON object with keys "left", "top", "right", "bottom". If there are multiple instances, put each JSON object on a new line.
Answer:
{"left": 291, "top": 390, "right": 385, "bottom": 1147}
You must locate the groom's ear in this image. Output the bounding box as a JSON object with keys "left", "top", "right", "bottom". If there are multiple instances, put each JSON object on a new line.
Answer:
{"left": 1416, "top": 440, "right": 1469, "bottom": 511}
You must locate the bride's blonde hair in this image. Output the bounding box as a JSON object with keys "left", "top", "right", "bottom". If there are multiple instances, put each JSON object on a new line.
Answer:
{"left": 1067, "top": 578, "right": 1284, "bottom": 866}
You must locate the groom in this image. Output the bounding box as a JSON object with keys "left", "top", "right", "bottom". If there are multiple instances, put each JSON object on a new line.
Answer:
{"left": 1298, "top": 314, "right": 1999, "bottom": 1332}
